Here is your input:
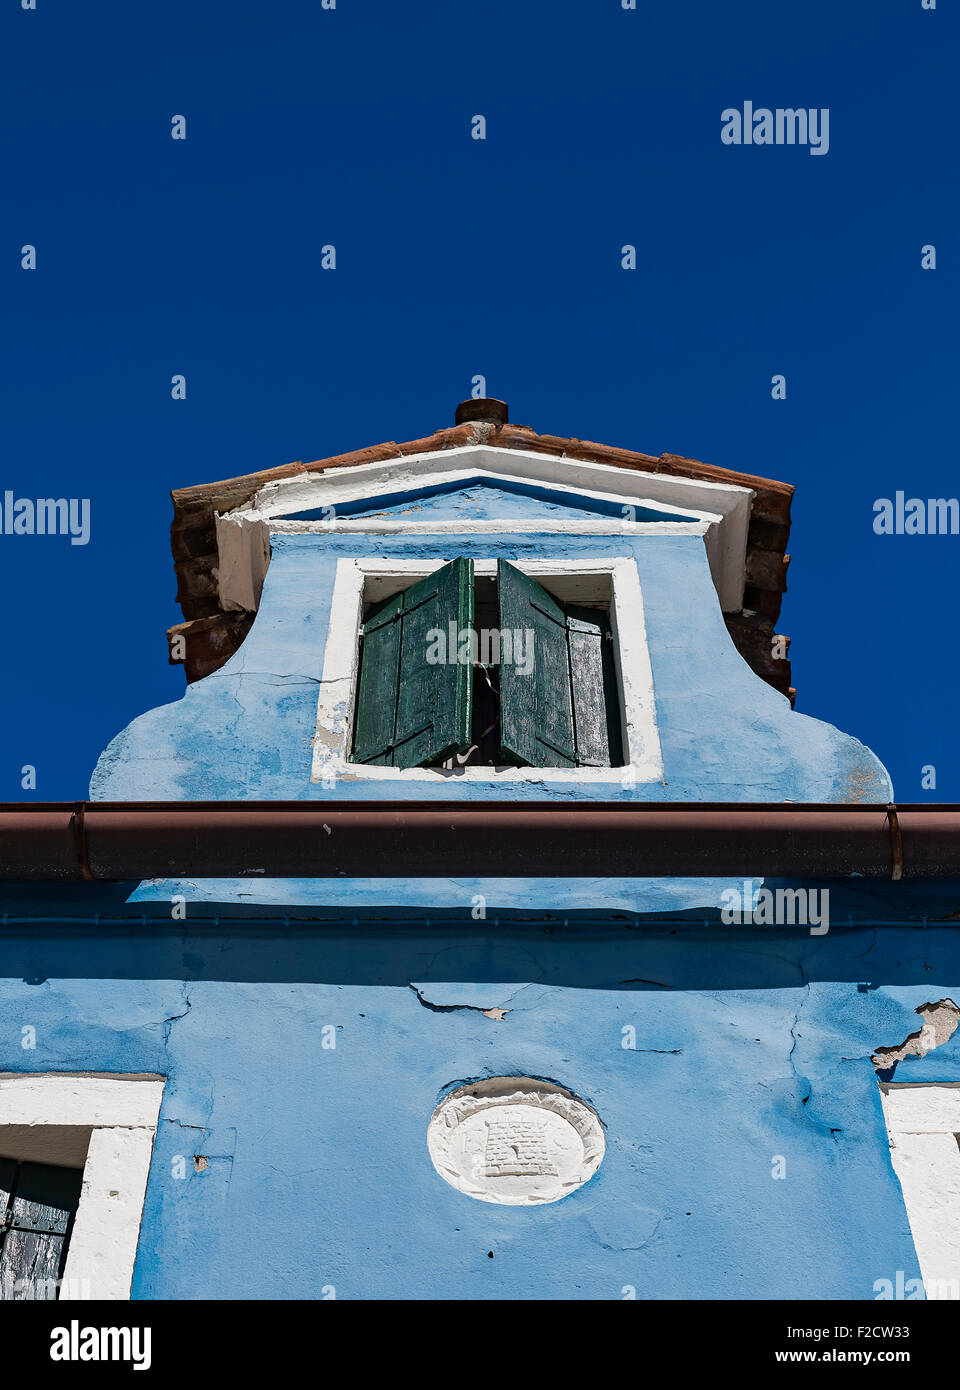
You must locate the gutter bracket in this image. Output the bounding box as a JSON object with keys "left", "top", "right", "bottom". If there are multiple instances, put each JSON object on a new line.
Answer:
{"left": 70, "top": 801, "right": 95, "bottom": 883}
{"left": 886, "top": 802, "right": 904, "bottom": 881}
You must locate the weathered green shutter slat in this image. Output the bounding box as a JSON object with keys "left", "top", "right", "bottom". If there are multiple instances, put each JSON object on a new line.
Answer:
{"left": 393, "top": 557, "right": 474, "bottom": 767}
{"left": 0, "top": 1161, "right": 83, "bottom": 1301}
{"left": 351, "top": 592, "right": 404, "bottom": 765}
{"left": 497, "top": 561, "right": 576, "bottom": 767}
{"left": 352, "top": 558, "right": 474, "bottom": 769}
{"left": 565, "top": 604, "right": 623, "bottom": 767}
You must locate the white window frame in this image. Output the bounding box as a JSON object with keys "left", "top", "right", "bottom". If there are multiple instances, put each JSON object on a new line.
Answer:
{"left": 880, "top": 1082, "right": 960, "bottom": 1299}
{"left": 0, "top": 1073, "right": 165, "bottom": 1300}
{"left": 311, "top": 556, "right": 663, "bottom": 785}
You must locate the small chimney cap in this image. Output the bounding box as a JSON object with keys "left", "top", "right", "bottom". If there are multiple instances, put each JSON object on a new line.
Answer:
{"left": 455, "top": 397, "right": 508, "bottom": 426}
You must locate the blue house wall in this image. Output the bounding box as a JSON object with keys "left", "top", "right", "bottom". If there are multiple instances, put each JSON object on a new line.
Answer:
{"left": 1, "top": 487, "right": 956, "bottom": 1300}
{"left": 91, "top": 528, "right": 889, "bottom": 806}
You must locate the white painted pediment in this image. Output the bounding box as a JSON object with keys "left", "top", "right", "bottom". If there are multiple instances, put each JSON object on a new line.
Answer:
{"left": 214, "top": 445, "right": 753, "bottom": 614}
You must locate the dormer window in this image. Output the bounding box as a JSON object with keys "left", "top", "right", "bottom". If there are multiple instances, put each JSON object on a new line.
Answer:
{"left": 350, "top": 557, "right": 623, "bottom": 769}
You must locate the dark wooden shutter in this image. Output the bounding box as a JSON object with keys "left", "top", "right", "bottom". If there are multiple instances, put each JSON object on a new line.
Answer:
{"left": 352, "top": 557, "right": 474, "bottom": 768}
{"left": 351, "top": 591, "right": 404, "bottom": 766}
{"left": 497, "top": 562, "right": 621, "bottom": 768}
{"left": 0, "top": 1159, "right": 83, "bottom": 1300}
{"left": 497, "top": 561, "right": 576, "bottom": 767}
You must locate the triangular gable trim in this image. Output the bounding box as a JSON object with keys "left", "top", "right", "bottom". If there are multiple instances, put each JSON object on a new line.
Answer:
{"left": 215, "top": 445, "right": 752, "bottom": 614}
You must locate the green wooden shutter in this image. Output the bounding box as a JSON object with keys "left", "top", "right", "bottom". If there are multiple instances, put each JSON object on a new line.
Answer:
{"left": 497, "top": 562, "right": 621, "bottom": 768}
{"left": 352, "top": 557, "right": 474, "bottom": 768}
{"left": 497, "top": 560, "right": 576, "bottom": 767}
{"left": 0, "top": 1159, "right": 83, "bottom": 1300}
{"left": 351, "top": 591, "right": 404, "bottom": 766}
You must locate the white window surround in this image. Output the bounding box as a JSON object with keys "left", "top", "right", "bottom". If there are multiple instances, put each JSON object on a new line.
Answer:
{"left": 880, "top": 1083, "right": 960, "bottom": 1299}
{"left": 311, "top": 556, "right": 663, "bottom": 786}
{"left": 214, "top": 445, "right": 753, "bottom": 615}
{"left": 0, "top": 1073, "right": 165, "bottom": 1301}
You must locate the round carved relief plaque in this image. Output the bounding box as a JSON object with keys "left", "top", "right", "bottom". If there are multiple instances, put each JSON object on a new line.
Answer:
{"left": 427, "top": 1077, "right": 605, "bottom": 1205}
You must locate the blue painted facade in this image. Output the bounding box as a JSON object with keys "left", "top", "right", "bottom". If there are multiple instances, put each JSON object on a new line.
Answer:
{"left": 2, "top": 473, "right": 958, "bottom": 1300}
{"left": 91, "top": 526, "right": 888, "bottom": 806}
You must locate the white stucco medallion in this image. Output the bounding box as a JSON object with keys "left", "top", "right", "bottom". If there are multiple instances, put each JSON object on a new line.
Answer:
{"left": 427, "top": 1077, "right": 605, "bottom": 1205}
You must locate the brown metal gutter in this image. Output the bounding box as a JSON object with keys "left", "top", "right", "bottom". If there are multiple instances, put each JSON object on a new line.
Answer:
{"left": 1, "top": 802, "right": 960, "bottom": 882}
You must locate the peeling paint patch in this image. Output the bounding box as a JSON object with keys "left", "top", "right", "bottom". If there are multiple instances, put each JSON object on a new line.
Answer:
{"left": 410, "top": 984, "right": 508, "bottom": 1020}
{"left": 873, "top": 998, "right": 960, "bottom": 1074}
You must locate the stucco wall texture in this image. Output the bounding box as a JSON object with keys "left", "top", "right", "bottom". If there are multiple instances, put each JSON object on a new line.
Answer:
{"left": 2, "top": 908, "right": 960, "bottom": 1298}
{"left": 2, "top": 511, "right": 955, "bottom": 1298}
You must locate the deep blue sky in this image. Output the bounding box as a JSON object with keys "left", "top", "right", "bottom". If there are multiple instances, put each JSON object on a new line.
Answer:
{"left": 2, "top": 0, "right": 956, "bottom": 801}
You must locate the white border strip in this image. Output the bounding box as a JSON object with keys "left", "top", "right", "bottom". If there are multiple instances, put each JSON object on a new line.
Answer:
{"left": 880, "top": 1084, "right": 960, "bottom": 1299}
